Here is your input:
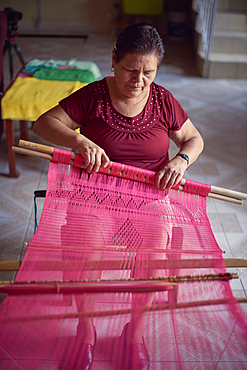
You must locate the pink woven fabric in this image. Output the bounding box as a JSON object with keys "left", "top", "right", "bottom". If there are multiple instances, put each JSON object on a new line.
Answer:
{"left": 53, "top": 147, "right": 212, "bottom": 196}
{"left": 0, "top": 162, "right": 246, "bottom": 369}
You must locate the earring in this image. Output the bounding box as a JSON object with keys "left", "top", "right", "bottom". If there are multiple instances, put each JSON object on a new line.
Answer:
{"left": 111, "top": 67, "right": 114, "bottom": 72}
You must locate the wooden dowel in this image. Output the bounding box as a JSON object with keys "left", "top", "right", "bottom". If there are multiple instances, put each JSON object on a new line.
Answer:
{"left": 0, "top": 274, "right": 237, "bottom": 287}
{"left": 18, "top": 139, "right": 54, "bottom": 155}
{"left": 13, "top": 145, "right": 76, "bottom": 166}
{"left": 210, "top": 184, "right": 247, "bottom": 201}
{"left": 12, "top": 146, "right": 53, "bottom": 161}
{"left": 1, "top": 258, "right": 246, "bottom": 272}
{"left": 0, "top": 261, "right": 21, "bottom": 271}
{"left": 0, "top": 280, "right": 178, "bottom": 295}
{"left": 0, "top": 272, "right": 238, "bottom": 296}
{"left": 18, "top": 139, "right": 76, "bottom": 161}
{"left": 224, "top": 258, "right": 247, "bottom": 267}
{"left": 207, "top": 192, "right": 242, "bottom": 205}
{"left": 237, "top": 298, "right": 247, "bottom": 303}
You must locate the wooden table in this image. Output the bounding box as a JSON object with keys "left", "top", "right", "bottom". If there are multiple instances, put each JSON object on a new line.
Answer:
{"left": 1, "top": 60, "right": 99, "bottom": 177}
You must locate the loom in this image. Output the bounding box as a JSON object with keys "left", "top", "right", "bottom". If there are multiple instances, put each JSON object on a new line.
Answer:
{"left": 0, "top": 140, "right": 247, "bottom": 369}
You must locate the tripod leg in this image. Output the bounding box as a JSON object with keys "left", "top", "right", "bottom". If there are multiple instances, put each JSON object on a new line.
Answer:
{"left": 14, "top": 43, "right": 25, "bottom": 65}
{"left": 3, "top": 39, "right": 9, "bottom": 56}
{"left": 6, "top": 119, "right": 20, "bottom": 178}
{"left": 8, "top": 43, "right": 14, "bottom": 80}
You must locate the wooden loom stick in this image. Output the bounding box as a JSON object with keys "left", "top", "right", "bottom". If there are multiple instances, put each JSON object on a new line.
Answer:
{"left": 209, "top": 185, "right": 247, "bottom": 200}
{"left": 1, "top": 258, "right": 247, "bottom": 272}
{"left": 0, "top": 280, "right": 178, "bottom": 295}
{"left": 0, "top": 261, "right": 22, "bottom": 271}
{"left": 200, "top": 192, "right": 242, "bottom": 205}
{"left": 0, "top": 272, "right": 238, "bottom": 296}
{"left": 18, "top": 140, "right": 54, "bottom": 155}
{"left": 12, "top": 146, "right": 52, "bottom": 161}
{"left": 14, "top": 140, "right": 247, "bottom": 203}
{"left": 177, "top": 185, "right": 242, "bottom": 205}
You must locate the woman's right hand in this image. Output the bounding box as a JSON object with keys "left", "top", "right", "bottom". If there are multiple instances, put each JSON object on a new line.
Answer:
{"left": 76, "top": 135, "right": 110, "bottom": 173}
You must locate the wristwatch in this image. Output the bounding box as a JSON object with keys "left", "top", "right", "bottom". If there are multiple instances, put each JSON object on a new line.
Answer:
{"left": 176, "top": 153, "right": 189, "bottom": 165}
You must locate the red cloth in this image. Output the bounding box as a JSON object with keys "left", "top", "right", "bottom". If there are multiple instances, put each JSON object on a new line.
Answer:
{"left": 59, "top": 78, "right": 188, "bottom": 171}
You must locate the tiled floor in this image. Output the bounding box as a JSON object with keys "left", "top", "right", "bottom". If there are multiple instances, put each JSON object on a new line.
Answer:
{"left": 0, "top": 32, "right": 247, "bottom": 310}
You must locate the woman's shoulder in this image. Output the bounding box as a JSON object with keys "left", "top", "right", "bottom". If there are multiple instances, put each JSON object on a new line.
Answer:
{"left": 151, "top": 82, "right": 181, "bottom": 108}
{"left": 75, "top": 78, "right": 107, "bottom": 95}
{"left": 151, "top": 82, "right": 173, "bottom": 97}
{"left": 61, "top": 78, "right": 107, "bottom": 107}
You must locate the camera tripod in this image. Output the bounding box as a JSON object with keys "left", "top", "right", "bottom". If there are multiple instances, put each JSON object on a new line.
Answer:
{"left": 4, "top": 33, "right": 25, "bottom": 80}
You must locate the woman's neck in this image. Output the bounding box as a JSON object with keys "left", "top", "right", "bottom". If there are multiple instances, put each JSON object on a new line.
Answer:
{"left": 106, "top": 77, "right": 151, "bottom": 118}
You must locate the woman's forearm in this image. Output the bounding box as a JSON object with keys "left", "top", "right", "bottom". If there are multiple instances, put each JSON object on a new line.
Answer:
{"left": 33, "top": 106, "right": 110, "bottom": 173}
{"left": 175, "top": 134, "right": 204, "bottom": 166}
{"left": 33, "top": 113, "right": 80, "bottom": 150}
{"left": 156, "top": 119, "right": 204, "bottom": 189}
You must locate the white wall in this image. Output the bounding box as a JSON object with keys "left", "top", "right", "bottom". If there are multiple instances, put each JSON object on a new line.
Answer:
{"left": 1, "top": 0, "right": 120, "bottom": 33}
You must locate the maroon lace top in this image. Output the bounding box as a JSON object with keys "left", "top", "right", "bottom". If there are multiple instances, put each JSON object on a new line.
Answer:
{"left": 59, "top": 78, "right": 188, "bottom": 171}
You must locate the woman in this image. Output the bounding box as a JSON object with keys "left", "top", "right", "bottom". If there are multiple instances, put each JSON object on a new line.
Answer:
{"left": 33, "top": 23, "right": 204, "bottom": 370}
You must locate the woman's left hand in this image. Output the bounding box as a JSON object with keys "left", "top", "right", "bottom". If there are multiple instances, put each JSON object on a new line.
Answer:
{"left": 155, "top": 156, "right": 188, "bottom": 189}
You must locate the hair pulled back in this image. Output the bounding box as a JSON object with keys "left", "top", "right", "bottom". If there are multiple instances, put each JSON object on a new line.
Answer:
{"left": 114, "top": 23, "right": 165, "bottom": 68}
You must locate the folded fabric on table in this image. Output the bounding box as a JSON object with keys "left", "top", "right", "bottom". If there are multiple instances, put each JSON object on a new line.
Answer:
{"left": 23, "top": 58, "right": 102, "bottom": 80}
{"left": 33, "top": 68, "right": 95, "bottom": 83}
{"left": 1, "top": 77, "right": 87, "bottom": 121}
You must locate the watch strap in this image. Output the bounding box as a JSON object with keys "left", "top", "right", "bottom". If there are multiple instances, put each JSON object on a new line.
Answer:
{"left": 176, "top": 153, "right": 189, "bottom": 165}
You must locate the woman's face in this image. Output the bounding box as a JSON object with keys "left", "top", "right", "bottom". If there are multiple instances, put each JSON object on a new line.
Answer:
{"left": 112, "top": 52, "right": 158, "bottom": 99}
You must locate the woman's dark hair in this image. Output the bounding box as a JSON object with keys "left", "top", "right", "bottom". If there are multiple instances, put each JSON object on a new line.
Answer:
{"left": 114, "top": 23, "right": 165, "bottom": 68}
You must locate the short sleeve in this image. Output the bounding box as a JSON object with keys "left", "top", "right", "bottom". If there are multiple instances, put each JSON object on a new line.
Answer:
{"left": 59, "top": 81, "right": 98, "bottom": 125}
{"left": 157, "top": 86, "right": 189, "bottom": 131}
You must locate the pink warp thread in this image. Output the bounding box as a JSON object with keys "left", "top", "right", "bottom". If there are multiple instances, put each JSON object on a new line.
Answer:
{"left": 0, "top": 162, "right": 246, "bottom": 369}
{"left": 182, "top": 179, "right": 211, "bottom": 197}
{"left": 52, "top": 147, "right": 211, "bottom": 197}
{"left": 52, "top": 147, "right": 72, "bottom": 165}
{"left": 73, "top": 153, "right": 84, "bottom": 168}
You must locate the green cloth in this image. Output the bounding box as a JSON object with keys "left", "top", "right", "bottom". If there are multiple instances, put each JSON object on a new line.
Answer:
{"left": 24, "top": 58, "right": 102, "bottom": 80}
{"left": 33, "top": 68, "right": 95, "bottom": 83}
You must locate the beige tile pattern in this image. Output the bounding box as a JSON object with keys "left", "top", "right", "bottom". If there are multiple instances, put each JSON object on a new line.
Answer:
{"left": 0, "top": 33, "right": 247, "bottom": 307}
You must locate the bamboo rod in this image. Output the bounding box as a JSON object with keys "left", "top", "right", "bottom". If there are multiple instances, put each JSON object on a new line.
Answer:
{"left": 210, "top": 184, "right": 247, "bottom": 200}
{"left": 205, "top": 192, "right": 242, "bottom": 205}
{"left": 12, "top": 146, "right": 52, "bottom": 161}
{"left": 19, "top": 140, "right": 54, "bottom": 155}
{"left": 14, "top": 140, "right": 247, "bottom": 202}
{"left": 0, "top": 272, "right": 238, "bottom": 296}
{"left": 1, "top": 258, "right": 246, "bottom": 271}
{"left": 0, "top": 280, "right": 178, "bottom": 295}
{"left": 18, "top": 140, "right": 75, "bottom": 161}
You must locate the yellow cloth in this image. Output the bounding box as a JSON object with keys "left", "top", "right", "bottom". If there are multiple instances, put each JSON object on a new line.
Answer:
{"left": 1, "top": 77, "right": 87, "bottom": 121}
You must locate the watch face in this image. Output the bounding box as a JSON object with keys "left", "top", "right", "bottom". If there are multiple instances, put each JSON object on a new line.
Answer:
{"left": 177, "top": 154, "right": 189, "bottom": 164}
